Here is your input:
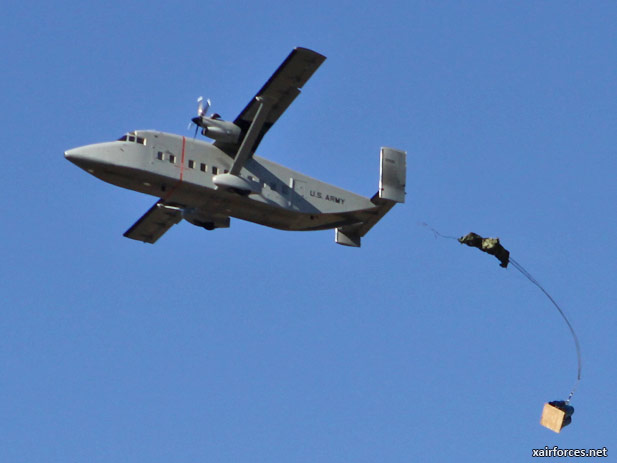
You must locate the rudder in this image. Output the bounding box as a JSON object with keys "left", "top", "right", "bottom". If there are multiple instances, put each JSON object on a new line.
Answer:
{"left": 379, "top": 147, "right": 406, "bottom": 203}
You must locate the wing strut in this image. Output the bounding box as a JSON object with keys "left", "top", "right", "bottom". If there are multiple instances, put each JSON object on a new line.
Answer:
{"left": 229, "top": 97, "right": 271, "bottom": 175}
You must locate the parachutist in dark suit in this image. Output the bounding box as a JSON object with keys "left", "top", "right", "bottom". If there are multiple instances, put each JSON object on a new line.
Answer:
{"left": 458, "top": 232, "right": 510, "bottom": 268}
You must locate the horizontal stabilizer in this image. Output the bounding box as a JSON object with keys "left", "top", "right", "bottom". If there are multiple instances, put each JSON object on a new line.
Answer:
{"left": 335, "top": 227, "right": 362, "bottom": 247}
{"left": 335, "top": 195, "right": 397, "bottom": 247}
{"left": 379, "top": 147, "right": 406, "bottom": 203}
{"left": 123, "top": 201, "right": 182, "bottom": 243}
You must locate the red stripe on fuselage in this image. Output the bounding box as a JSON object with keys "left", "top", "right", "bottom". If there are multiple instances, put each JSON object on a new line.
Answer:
{"left": 179, "top": 136, "right": 186, "bottom": 181}
{"left": 163, "top": 136, "right": 186, "bottom": 202}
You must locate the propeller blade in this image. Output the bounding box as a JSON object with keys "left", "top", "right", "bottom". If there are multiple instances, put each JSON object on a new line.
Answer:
{"left": 196, "top": 96, "right": 212, "bottom": 118}
{"left": 190, "top": 96, "right": 212, "bottom": 137}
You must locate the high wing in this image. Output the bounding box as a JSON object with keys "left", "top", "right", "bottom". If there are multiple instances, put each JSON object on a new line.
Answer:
{"left": 214, "top": 47, "right": 326, "bottom": 160}
{"left": 123, "top": 200, "right": 182, "bottom": 244}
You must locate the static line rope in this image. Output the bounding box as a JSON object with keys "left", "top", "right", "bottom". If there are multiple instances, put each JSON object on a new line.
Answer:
{"left": 419, "top": 222, "right": 459, "bottom": 241}
{"left": 508, "top": 257, "right": 582, "bottom": 403}
{"left": 421, "top": 223, "right": 582, "bottom": 402}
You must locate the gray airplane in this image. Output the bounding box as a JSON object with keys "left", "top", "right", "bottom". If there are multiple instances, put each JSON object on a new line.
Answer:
{"left": 65, "top": 47, "right": 406, "bottom": 247}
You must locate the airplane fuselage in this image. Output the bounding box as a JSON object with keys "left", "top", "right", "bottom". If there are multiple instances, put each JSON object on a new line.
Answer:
{"left": 66, "top": 130, "right": 375, "bottom": 232}
{"left": 65, "top": 48, "right": 405, "bottom": 246}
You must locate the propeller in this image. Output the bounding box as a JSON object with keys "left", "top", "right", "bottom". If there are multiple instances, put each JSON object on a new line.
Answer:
{"left": 197, "top": 96, "right": 211, "bottom": 117}
{"left": 189, "top": 96, "right": 212, "bottom": 137}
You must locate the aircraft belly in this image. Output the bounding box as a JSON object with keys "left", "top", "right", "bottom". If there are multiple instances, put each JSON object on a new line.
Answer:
{"left": 160, "top": 180, "right": 356, "bottom": 232}
{"left": 220, "top": 196, "right": 362, "bottom": 231}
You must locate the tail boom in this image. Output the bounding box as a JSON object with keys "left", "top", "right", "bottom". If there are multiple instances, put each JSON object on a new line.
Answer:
{"left": 335, "top": 147, "right": 406, "bottom": 247}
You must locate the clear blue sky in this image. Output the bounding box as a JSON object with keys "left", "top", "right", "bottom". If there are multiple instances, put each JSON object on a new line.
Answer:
{"left": 3, "top": 1, "right": 616, "bottom": 461}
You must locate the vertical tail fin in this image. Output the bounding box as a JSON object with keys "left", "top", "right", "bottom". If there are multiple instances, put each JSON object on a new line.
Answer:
{"left": 379, "top": 147, "right": 406, "bottom": 203}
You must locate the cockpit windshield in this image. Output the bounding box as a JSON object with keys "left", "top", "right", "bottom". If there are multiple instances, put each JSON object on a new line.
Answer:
{"left": 117, "top": 132, "right": 146, "bottom": 145}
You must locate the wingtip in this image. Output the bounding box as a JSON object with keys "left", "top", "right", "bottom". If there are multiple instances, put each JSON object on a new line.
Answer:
{"left": 294, "top": 46, "right": 327, "bottom": 62}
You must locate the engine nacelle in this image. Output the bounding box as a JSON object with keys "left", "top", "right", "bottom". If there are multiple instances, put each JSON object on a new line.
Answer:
{"left": 194, "top": 117, "right": 241, "bottom": 144}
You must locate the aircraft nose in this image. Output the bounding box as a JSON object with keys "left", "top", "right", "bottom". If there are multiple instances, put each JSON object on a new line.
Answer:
{"left": 65, "top": 141, "right": 129, "bottom": 177}
{"left": 64, "top": 144, "right": 103, "bottom": 171}
{"left": 64, "top": 147, "right": 82, "bottom": 162}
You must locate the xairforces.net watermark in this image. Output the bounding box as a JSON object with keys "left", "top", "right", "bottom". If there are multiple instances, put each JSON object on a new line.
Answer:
{"left": 532, "top": 446, "right": 607, "bottom": 458}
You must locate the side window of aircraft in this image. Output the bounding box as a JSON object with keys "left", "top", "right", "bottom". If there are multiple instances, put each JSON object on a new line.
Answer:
{"left": 188, "top": 160, "right": 195, "bottom": 169}
{"left": 169, "top": 154, "right": 176, "bottom": 164}
{"left": 212, "top": 166, "right": 218, "bottom": 175}
{"left": 200, "top": 163, "right": 207, "bottom": 172}
{"left": 157, "top": 151, "right": 165, "bottom": 161}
